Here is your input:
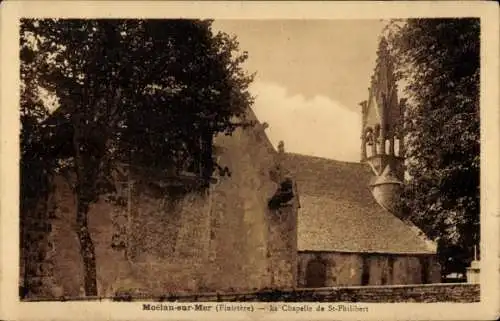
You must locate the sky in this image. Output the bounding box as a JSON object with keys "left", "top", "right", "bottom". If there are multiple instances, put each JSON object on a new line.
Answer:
{"left": 212, "top": 20, "right": 387, "bottom": 163}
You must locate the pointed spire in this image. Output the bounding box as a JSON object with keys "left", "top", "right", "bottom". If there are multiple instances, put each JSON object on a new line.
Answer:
{"left": 372, "top": 36, "right": 396, "bottom": 98}
{"left": 361, "top": 36, "right": 406, "bottom": 216}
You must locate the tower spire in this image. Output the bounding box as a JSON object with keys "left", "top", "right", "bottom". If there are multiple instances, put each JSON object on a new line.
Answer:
{"left": 360, "top": 36, "right": 405, "bottom": 216}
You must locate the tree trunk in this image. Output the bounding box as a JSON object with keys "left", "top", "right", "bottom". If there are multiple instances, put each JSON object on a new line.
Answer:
{"left": 76, "top": 197, "right": 98, "bottom": 296}
{"left": 72, "top": 110, "right": 98, "bottom": 297}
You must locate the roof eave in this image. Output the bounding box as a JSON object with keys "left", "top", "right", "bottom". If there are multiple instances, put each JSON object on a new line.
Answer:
{"left": 297, "top": 249, "right": 437, "bottom": 256}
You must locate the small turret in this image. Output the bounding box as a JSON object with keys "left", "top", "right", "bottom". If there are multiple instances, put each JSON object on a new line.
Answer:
{"left": 360, "top": 37, "right": 405, "bottom": 215}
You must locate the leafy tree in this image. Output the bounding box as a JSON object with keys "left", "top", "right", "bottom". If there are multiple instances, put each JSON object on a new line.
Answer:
{"left": 20, "top": 19, "right": 254, "bottom": 296}
{"left": 117, "top": 20, "right": 254, "bottom": 181}
{"left": 20, "top": 25, "right": 53, "bottom": 298}
{"left": 385, "top": 18, "right": 480, "bottom": 277}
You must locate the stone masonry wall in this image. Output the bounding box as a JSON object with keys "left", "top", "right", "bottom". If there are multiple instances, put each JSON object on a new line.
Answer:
{"left": 127, "top": 185, "right": 210, "bottom": 264}
{"left": 267, "top": 205, "right": 298, "bottom": 289}
{"left": 298, "top": 252, "right": 441, "bottom": 288}
{"left": 20, "top": 182, "right": 61, "bottom": 299}
{"left": 29, "top": 114, "right": 298, "bottom": 298}
{"left": 202, "top": 120, "right": 297, "bottom": 292}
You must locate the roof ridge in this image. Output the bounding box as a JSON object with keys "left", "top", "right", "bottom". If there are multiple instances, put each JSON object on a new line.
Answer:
{"left": 284, "top": 152, "right": 365, "bottom": 166}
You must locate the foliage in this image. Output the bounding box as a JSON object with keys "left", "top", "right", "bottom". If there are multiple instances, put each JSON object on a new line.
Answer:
{"left": 20, "top": 18, "right": 254, "bottom": 296}
{"left": 385, "top": 18, "right": 480, "bottom": 275}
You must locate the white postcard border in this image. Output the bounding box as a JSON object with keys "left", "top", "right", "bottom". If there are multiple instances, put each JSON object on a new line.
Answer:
{"left": 1, "top": 2, "right": 498, "bottom": 321}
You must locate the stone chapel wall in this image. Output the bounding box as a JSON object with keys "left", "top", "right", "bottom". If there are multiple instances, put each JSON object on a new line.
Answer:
{"left": 29, "top": 114, "right": 298, "bottom": 298}
{"left": 297, "top": 252, "right": 441, "bottom": 288}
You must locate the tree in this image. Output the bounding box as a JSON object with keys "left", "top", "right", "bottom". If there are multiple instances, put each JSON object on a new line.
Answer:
{"left": 20, "top": 19, "right": 254, "bottom": 296}
{"left": 385, "top": 18, "right": 480, "bottom": 277}
{"left": 117, "top": 20, "right": 254, "bottom": 181}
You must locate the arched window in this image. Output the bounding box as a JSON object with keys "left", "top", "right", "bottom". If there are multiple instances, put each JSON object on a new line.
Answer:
{"left": 374, "top": 124, "right": 381, "bottom": 140}
{"left": 365, "top": 128, "right": 374, "bottom": 145}
{"left": 365, "top": 127, "right": 375, "bottom": 158}
{"left": 305, "top": 257, "right": 327, "bottom": 288}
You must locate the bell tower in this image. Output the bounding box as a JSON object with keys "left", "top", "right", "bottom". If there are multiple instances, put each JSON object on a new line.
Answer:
{"left": 360, "top": 37, "right": 406, "bottom": 216}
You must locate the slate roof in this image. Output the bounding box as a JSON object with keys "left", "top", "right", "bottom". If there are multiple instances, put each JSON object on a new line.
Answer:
{"left": 284, "top": 153, "right": 436, "bottom": 254}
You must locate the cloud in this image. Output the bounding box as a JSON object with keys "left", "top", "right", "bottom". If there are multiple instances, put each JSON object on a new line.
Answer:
{"left": 250, "top": 81, "right": 362, "bottom": 163}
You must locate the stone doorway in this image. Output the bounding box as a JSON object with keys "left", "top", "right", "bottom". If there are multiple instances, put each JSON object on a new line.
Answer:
{"left": 305, "top": 258, "right": 327, "bottom": 288}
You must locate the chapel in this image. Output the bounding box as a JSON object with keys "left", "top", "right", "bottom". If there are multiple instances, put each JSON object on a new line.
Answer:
{"left": 287, "top": 37, "right": 440, "bottom": 287}
{"left": 20, "top": 37, "right": 440, "bottom": 300}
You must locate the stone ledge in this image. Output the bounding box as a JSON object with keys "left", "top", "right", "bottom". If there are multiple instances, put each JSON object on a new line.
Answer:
{"left": 117, "top": 283, "right": 480, "bottom": 303}
{"left": 22, "top": 283, "right": 480, "bottom": 303}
